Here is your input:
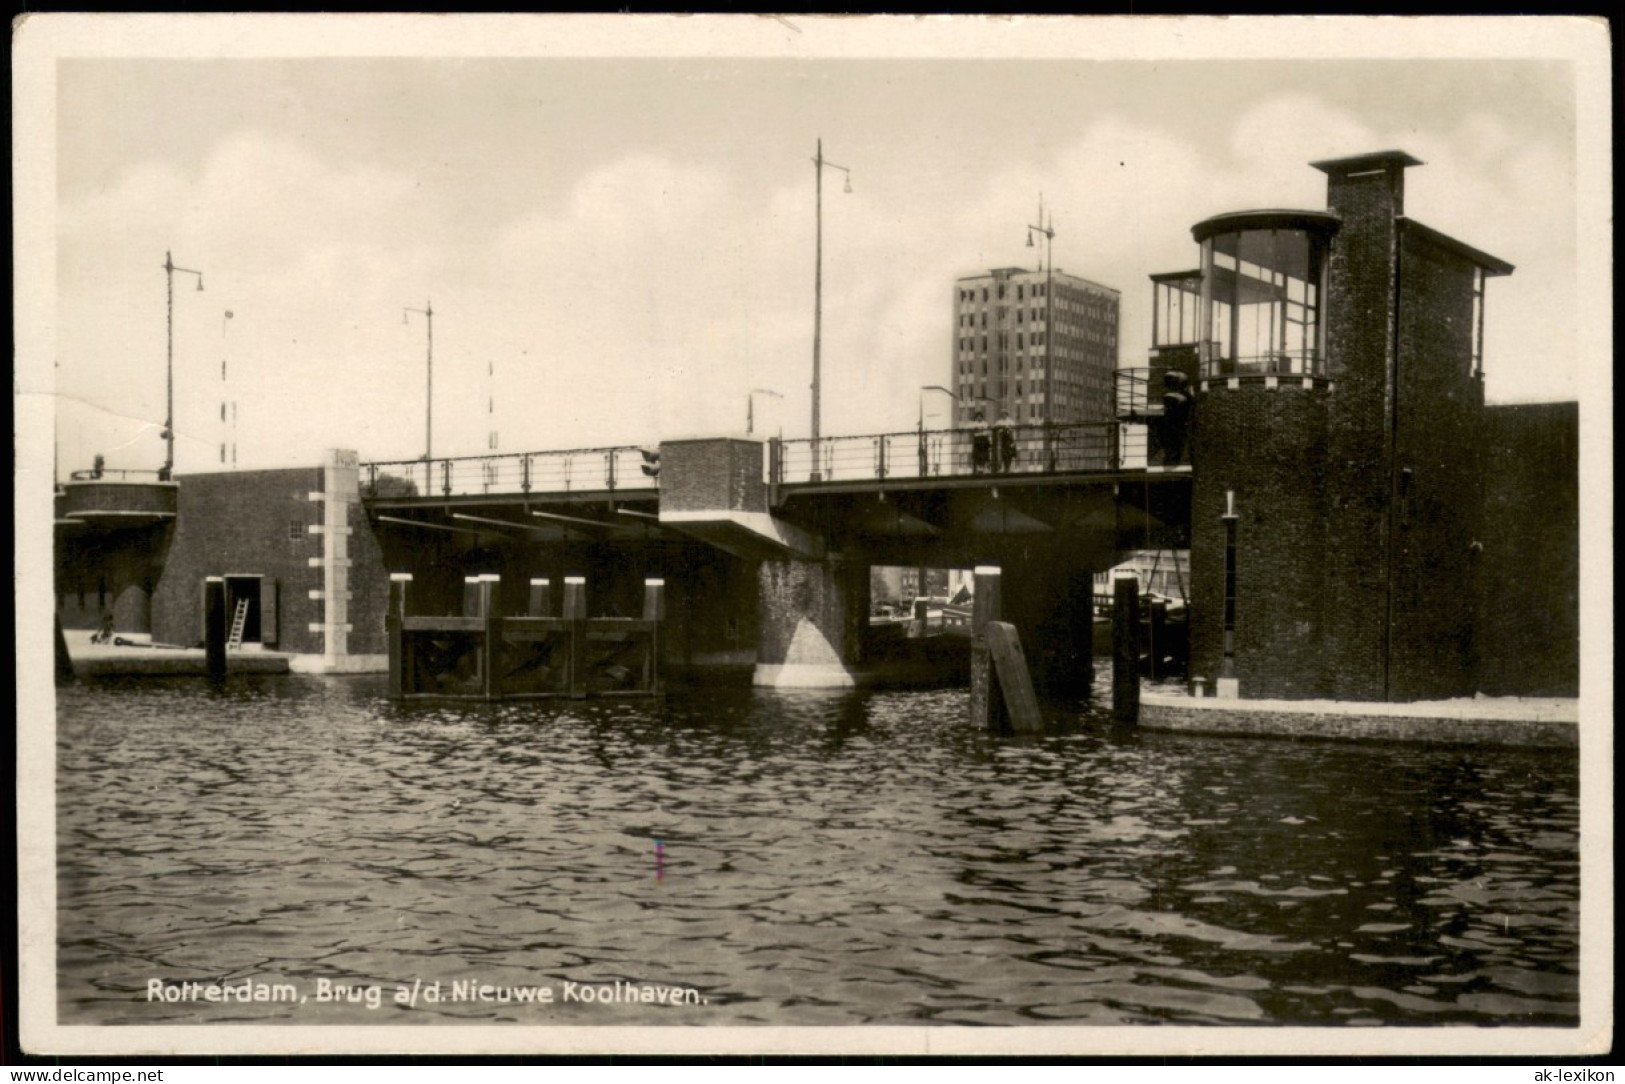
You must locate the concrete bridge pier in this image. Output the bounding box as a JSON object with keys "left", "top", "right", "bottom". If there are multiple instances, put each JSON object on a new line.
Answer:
{"left": 754, "top": 555, "right": 867, "bottom": 688}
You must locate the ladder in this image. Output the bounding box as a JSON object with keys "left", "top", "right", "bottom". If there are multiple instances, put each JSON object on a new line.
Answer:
{"left": 226, "top": 598, "right": 250, "bottom": 650}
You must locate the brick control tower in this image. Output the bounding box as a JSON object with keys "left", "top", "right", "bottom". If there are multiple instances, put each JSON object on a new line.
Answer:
{"left": 1174, "top": 151, "right": 1514, "bottom": 702}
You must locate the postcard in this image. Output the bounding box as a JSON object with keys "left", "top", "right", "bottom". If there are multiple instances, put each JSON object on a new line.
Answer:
{"left": 14, "top": 13, "right": 1613, "bottom": 1059}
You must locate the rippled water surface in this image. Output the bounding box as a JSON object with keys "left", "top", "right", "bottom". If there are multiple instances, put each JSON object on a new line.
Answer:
{"left": 58, "top": 673, "right": 1579, "bottom": 1026}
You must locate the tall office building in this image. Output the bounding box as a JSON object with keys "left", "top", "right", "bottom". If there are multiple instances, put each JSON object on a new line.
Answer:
{"left": 950, "top": 266, "right": 1120, "bottom": 426}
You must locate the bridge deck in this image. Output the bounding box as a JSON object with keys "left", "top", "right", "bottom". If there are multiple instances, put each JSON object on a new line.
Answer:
{"left": 362, "top": 421, "right": 1179, "bottom": 506}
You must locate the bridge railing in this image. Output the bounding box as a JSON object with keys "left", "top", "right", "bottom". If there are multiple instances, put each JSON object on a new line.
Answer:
{"left": 771, "top": 421, "right": 1134, "bottom": 485}
{"left": 363, "top": 445, "right": 657, "bottom": 500}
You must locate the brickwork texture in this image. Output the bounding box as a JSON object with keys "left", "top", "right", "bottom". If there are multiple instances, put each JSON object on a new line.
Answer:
{"left": 659, "top": 439, "right": 767, "bottom": 514}
{"left": 151, "top": 468, "right": 325, "bottom": 652}
{"left": 1475, "top": 402, "right": 1579, "bottom": 695}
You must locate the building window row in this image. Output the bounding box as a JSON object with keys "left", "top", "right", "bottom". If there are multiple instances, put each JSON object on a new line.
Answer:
{"left": 959, "top": 283, "right": 1057, "bottom": 303}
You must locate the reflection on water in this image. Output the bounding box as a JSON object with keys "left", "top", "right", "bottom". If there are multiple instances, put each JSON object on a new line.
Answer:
{"left": 57, "top": 673, "right": 1578, "bottom": 1026}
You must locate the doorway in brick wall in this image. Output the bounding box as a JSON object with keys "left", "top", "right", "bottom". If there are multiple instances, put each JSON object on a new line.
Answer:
{"left": 208, "top": 574, "right": 279, "bottom": 649}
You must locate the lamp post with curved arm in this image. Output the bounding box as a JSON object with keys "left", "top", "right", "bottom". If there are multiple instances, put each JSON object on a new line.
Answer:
{"left": 404, "top": 301, "right": 434, "bottom": 460}
{"left": 747, "top": 387, "right": 783, "bottom": 436}
{"left": 162, "top": 251, "right": 204, "bottom": 480}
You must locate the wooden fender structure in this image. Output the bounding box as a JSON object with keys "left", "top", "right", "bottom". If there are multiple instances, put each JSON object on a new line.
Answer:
{"left": 386, "top": 573, "right": 665, "bottom": 701}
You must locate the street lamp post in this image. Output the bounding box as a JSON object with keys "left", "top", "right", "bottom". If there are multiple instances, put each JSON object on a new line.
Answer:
{"left": 1028, "top": 200, "right": 1058, "bottom": 471}
{"left": 220, "top": 309, "right": 235, "bottom": 467}
{"left": 747, "top": 387, "right": 783, "bottom": 436}
{"left": 811, "top": 138, "right": 852, "bottom": 481}
{"left": 404, "top": 301, "right": 434, "bottom": 460}
{"left": 1027, "top": 199, "right": 1056, "bottom": 423}
{"left": 162, "top": 251, "right": 204, "bottom": 480}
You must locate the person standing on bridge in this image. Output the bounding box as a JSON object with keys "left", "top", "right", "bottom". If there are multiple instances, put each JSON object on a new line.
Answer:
{"left": 969, "top": 409, "right": 992, "bottom": 474}
{"left": 1159, "top": 370, "right": 1192, "bottom": 467}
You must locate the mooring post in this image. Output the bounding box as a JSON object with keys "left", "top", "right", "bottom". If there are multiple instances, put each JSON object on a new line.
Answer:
{"left": 643, "top": 577, "right": 666, "bottom": 694}
{"left": 387, "top": 572, "right": 412, "bottom": 698}
{"left": 528, "top": 577, "right": 552, "bottom": 618}
{"left": 462, "top": 575, "right": 481, "bottom": 618}
{"left": 985, "top": 621, "right": 1043, "bottom": 734}
{"left": 1112, "top": 575, "right": 1140, "bottom": 724}
{"left": 479, "top": 574, "right": 499, "bottom": 701}
{"left": 969, "top": 564, "right": 1001, "bottom": 730}
{"left": 972, "top": 564, "right": 1002, "bottom": 635}
{"left": 563, "top": 575, "right": 587, "bottom": 698}
{"left": 204, "top": 576, "right": 227, "bottom": 683}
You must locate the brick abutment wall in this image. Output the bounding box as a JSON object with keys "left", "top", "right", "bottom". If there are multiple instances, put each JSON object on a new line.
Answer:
{"left": 1189, "top": 380, "right": 1330, "bottom": 699}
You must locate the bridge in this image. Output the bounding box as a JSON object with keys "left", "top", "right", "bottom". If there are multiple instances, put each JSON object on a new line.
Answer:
{"left": 357, "top": 417, "right": 1190, "bottom": 690}
{"left": 359, "top": 420, "right": 1189, "bottom": 566}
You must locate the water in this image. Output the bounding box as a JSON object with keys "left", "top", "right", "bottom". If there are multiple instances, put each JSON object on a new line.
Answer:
{"left": 57, "top": 673, "right": 1579, "bottom": 1027}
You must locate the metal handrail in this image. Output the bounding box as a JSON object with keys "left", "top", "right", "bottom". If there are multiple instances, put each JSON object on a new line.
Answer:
{"left": 1115, "top": 366, "right": 1198, "bottom": 419}
{"left": 771, "top": 421, "right": 1124, "bottom": 485}
{"left": 362, "top": 444, "right": 657, "bottom": 500}
{"left": 360, "top": 422, "right": 1169, "bottom": 500}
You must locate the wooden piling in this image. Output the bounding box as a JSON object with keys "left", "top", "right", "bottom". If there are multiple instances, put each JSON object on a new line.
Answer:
{"left": 461, "top": 575, "right": 481, "bottom": 618}
{"left": 969, "top": 565, "right": 1000, "bottom": 731}
{"left": 985, "top": 621, "right": 1042, "bottom": 734}
{"left": 643, "top": 577, "right": 665, "bottom": 694}
{"left": 561, "top": 575, "right": 587, "bottom": 620}
{"left": 528, "top": 577, "right": 552, "bottom": 618}
{"left": 641, "top": 577, "right": 666, "bottom": 622}
{"left": 386, "top": 572, "right": 411, "bottom": 698}
{"left": 479, "top": 574, "right": 499, "bottom": 701}
{"left": 563, "top": 576, "right": 587, "bottom": 698}
{"left": 204, "top": 577, "right": 227, "bottom": 683}
{"left": 971, "top": 564, "right": 1001, "bottom": 637}
{"left": 1112, "top": 575, "right": 1140, "bottom": 723}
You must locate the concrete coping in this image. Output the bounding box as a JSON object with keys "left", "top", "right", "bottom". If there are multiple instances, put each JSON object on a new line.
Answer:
{"left": 564, "top": 576, "right": 586, "bottom": 585}
{"left": 658, "top": 432, "right": 765, "bottom": 445}
{"left": 1143, "top": 692, "right": 1578, "bottom": 724}
{"left": 463, "top": 576, "right": 480, "bottom": 584}
{"left": 479, "top": 573, "right": 500, "bottom": 582}
{"left": 645, "top": 578, "right": 665, "bottom": 586}
{"left": 529, "top": 578, "right": 550, "bottom": 586}
{"left": 974, "top": 565, "right": 1001, "bottom": 576}
{"left": 389, "top": 573, "right": 414, "bottom": 582}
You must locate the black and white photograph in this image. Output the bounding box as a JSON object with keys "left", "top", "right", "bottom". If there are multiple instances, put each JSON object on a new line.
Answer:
{"left": 13, "top": 14, "right": 1612, "bottom": 1059}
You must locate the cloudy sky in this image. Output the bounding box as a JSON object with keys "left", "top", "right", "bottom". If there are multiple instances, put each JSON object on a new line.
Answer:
{"left": 44, "top": 20, "right": 1587, "bottom": 476}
